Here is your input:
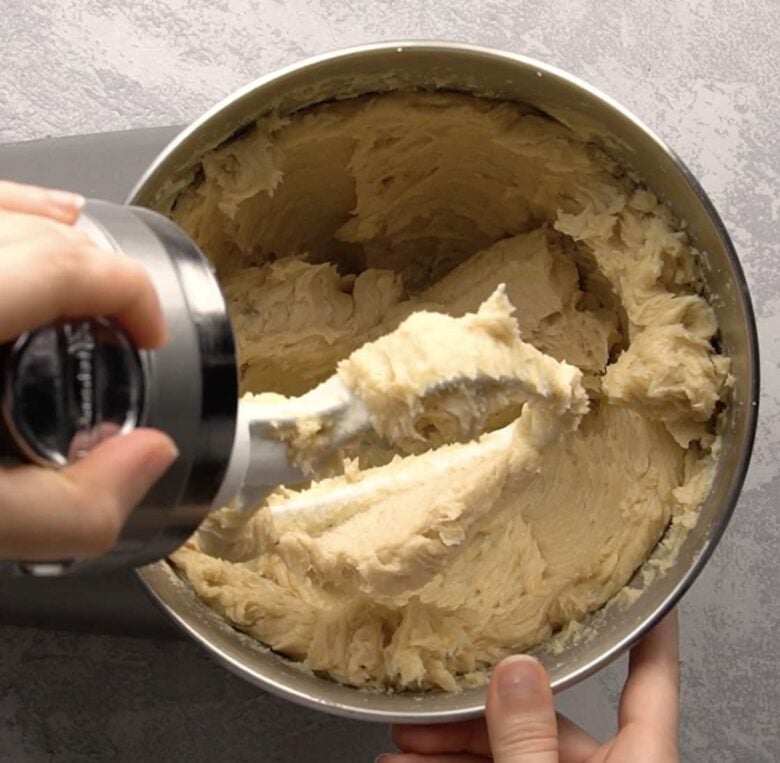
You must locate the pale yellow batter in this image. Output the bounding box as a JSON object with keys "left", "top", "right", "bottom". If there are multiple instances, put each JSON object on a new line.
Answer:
{"left": 160, "top": 92, "right": 730, "bottom": 691}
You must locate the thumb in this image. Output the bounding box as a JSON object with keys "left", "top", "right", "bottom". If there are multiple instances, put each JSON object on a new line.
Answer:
{"left": 486, "top": 655, "right": 559, "bottom": 763}
{"left": 0, "top": 429, "right": 178, "bottom": 560}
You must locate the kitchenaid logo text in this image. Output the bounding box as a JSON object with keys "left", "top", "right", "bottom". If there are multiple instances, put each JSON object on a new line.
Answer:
{"left": 63, "top": 322, "right": 95, "bottom": 430}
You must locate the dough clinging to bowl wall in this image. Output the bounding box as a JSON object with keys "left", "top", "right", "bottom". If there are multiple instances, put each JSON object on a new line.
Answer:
{"left": 165, "top": 92, "right": 729, "bottom": 691}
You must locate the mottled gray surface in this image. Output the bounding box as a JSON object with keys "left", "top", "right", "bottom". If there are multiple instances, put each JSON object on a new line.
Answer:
{"left": 0, "top": 625, "right": 396, "bottom": 762}
{"left": 0, "top": 0, "right": 778, "bottom": 761}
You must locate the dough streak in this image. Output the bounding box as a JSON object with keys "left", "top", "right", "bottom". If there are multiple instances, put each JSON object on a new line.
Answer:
{"left": 165, "top": 93, "right": 728, "bottom": 691}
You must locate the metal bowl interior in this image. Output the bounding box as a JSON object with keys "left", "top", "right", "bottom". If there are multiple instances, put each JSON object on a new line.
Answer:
{"left": 130, "top": 42, "right": 759, "bottom": 723}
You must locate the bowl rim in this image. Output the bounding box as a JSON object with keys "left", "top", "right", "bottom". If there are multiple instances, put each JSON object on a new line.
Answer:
{"left": 131, "top": 39, "right": 760, "bottom": 723}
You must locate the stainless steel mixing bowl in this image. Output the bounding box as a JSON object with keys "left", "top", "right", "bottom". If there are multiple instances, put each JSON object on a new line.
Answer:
{"left": 128, "top": 42, "right": 759, "bottom": 723}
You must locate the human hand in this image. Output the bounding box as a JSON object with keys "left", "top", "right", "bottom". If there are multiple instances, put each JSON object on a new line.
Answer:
{"left": 382, "top": 610, "right": 679, "bottom": 763}
{"left": 0, "top": 180, "right": 178, "bottom": 561}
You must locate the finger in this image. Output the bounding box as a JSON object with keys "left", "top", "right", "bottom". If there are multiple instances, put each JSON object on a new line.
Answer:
{"left": 0, "top": 180, "right": 84, "bottom": 224}
{"left": 0, "top": 229, "right": 167, "bottom": 347}
{"left": 0, "top": 429, "right": 178, "bottom": 559}
{"left": 556, "top": 714, "right": 599, "bottom": 763}
{"left": 486, "top": 656, "right": 559, "bottom": 763}
{"left": 392, "top": 697, "right": 599, "bottom": 762}
{"left": 392, "top": 719, "right": 490, "bottom": 756}
{"left": 377, "top": 756, "right": 489, "bottom": 763}
{"left": 619, "top": 609, "right": 679, "bottom": 737}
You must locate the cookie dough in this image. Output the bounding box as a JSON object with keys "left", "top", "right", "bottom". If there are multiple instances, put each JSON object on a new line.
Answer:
{"left": 162, "top": 92, "right": 730, "bottom": 691}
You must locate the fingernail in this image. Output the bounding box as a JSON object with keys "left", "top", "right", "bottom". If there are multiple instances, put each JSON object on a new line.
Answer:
{"left": 47, "top": 189, "right": 85, "bottom": 213}
{"left": 497, "top": 655, "right": 543, "bottom": 699}
{"left": 374, "top": 756, "right": 393, "bottom": 763}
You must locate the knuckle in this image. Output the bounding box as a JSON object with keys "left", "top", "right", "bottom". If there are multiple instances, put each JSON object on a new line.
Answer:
{"left": 496, "top": 719, "right": 559, "bottom": 756}
{"left": 45, "top": 236, "right": 95, "bottom": 279}
{"left": 78, "top": 501, "right": 123, "bottom": 556}
{"left": 0, "top": 179, "right": 28, "bottom": 202}
{"left": 115, "top": 257, "right": 157, "bottom": 308}
{"left": 58, "top": 476, "right": 123, "bottom": 556}
{"left": 36, "top": 215, "right": 70, "bottom": 237}
{"left": 15, "top": 214, "right": 60, "bottom": 242}
{"left": 61, "top": 226, "right": 94, "bottom": 251}
{"left": 119, "top": 256, "right": 150, "bottom": 290}
{"left": 93, "top": 246, "right": 139, "bottom": 281}
{"left": 108, "top": 257, "right": 149, "bottom": 308}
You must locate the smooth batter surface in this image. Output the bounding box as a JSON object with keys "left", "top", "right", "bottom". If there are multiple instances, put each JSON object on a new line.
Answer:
{"left": 162, "top": 92, "right": 730, "bottom": 691}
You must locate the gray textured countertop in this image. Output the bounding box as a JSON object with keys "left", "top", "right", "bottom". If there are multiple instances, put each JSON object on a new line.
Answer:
{"left": 1, "top": 1, "right": 778, "bottom": 761}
